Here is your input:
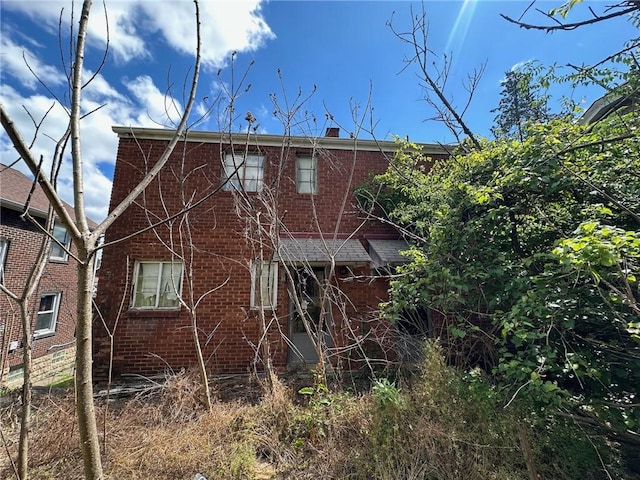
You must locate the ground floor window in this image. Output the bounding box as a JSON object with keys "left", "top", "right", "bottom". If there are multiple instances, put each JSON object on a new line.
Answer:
{"left": 7, "top": 365, "right": 24, "bottom": 383}
{"left": 251, "top": 261, "right": 278, "bottom": 309}
{"left": 132, "top": 261, "right": 183, "bottom": 309}
{"left": 35, "top": 292, "right": 61, "bottom": 337}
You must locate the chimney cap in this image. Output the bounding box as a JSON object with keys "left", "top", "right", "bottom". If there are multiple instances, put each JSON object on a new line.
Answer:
{"left": 325, "top": 127, "right": 339, "bottom": 138}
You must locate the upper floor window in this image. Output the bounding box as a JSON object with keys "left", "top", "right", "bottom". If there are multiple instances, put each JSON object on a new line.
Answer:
{"left": 222, "top": 153, "right": 264, "bottom": 192}
{"left": 296, "top": 156, "right": 317, "bottom": 194}
{"left": 251, "top": 261, "right": 278, "bottom": 310}
{"left": 132, "top": 261, "right": 183, "bottom": 309}
{"left": 35, "top": 292, "right": 61, "bottom": 337}
{"left": 0, "top": 238, "right": 8, "bottom": 283}
{"left": 50, "top": 224, "right": 71, "bottom": 261}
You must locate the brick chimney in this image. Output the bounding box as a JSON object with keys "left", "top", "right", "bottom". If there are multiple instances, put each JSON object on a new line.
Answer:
{"left": 325, "top": 127, "right": 339, "bottom": 138}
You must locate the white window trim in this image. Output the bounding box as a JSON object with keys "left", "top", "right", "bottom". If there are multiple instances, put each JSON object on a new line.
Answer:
{"left": 222, "top": 152, "right": 265, "bottom": 192}
{"left": 50, "top": 223, "right": 71, "bottom": 261}
{"left": 251, "top": 261, "right": 278, "bottom": 310}
{"left": 131, "top": 261, "right": 184, "bottom": 309}
{"left": 0, "top": 237, "right": 8, "bottom": 283}
{"left": 35, "top": 292, "right": 61, "bottom": 337}
{"left": 296, "top": 156, "right": 317, "bottom": 194}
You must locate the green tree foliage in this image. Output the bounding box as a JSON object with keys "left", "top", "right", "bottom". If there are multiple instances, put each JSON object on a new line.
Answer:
{"left": 491, "top": 61, "right": 551, "bottom": 141}
{"left": 366, "top": 100, "right": 640, "bottom": 448}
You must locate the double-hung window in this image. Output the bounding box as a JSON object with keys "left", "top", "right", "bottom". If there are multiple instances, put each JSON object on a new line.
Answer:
{"left": 296, "top": 156, "right": 317, "bottom": 194}
{"left": 132, "top": 261, "right": 183, "bottom": 309}
{"left": 0, "top": 238, "right": 8, "bottom": 283}
{"left": 35, "top": 292, "right": 61, "bottom": 337}
{"left": 222, "top": 153, "right": 264, "bottom": 192}
{"left": 50, "top": 223, "right": 71, "bottom": 261}
{"left": 251, "top": 261, "right": 278, "bottom": 309}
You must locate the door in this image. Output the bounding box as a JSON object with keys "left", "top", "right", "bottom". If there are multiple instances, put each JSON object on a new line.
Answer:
{"left": 288, "top": 266, "right": 333, "bottom": 366}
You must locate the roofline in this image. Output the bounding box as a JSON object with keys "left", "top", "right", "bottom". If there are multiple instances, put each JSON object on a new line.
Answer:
{"left": 112, "top": 126, "right": 451, "bottom": 155}
{"left": 0, "top": 198, "right": 99, "bottom": 229}
{"left": 0, "top": 198, "right": 48, "bottom": 219}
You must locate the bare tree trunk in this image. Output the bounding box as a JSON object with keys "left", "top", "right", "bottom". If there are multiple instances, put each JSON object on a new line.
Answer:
{"left": 1, "top": 0, "right": 202, "bottom": 474}
{"left": 190, "top": 310, "right": 213, "bottom": 411}
{"left": 75, "top": 255, "right": 102, "bottom": 480}
{"left": 17, "top": 302, "right": 32, "bottom": 480}
{"left": 11, "top": 209, "right": 56, "bottom": 480}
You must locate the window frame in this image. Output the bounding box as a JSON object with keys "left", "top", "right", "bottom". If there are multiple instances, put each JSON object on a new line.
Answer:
{"left": 50, "top": 223, "right": 71, "bottom": 261}
{"left": 296, "top": 155, "right": 318, "bottom": 194}
{"left": 222, "top": 152, "right": 265, "bottom": 192}
{"left": 251, "top": 261, "right": 278, "bottom": 310}
{"left": 0, "top": 237, "right": 8, "bottom": 283}
{"left": 34, "top": 292, "right": 61, "bottom": 338}
{"left": 131, "top": 261, "right": 184, "bottom": 310}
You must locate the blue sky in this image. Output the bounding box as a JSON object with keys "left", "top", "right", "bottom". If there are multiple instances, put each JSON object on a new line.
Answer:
{"left": 1, "top": 1, "right": 637, "bottom": 221}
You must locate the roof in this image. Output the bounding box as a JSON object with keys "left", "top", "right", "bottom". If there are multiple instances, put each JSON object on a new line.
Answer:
{"left": 274, "top": 238, "right": 372, "bottom": 265}
{"left": 0, "top": 163, "right": 97, "bottom": 227}
{"left": 368, "top": 239, "right": 410, "bottom": 268}
{"left": 112, "top": 126, "right": 451, "bottom": 156}
{"left": 579, "top": 84, "right": 639, "bottom": 125}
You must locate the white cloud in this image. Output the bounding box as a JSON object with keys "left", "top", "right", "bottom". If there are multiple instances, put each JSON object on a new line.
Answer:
{"left": 2, "top": 1, "right": 274, "bottom": 67}
{"left": 126, "top": 75, "right": 185, "bottom": 127}
{"left": 139, "top": 1, "right": 275, "bottom": 67}
{"left": 0, "top": 36, "right": 66, "bottom": 89}
{"left": 1, "top": 0, "right": 275, "bottom": 221}
{"left": 0, "top": 84, "right": 117, "bottom": 221}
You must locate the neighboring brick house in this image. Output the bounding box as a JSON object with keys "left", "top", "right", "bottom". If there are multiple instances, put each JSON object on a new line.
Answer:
{"left": 93, "top": 127, "right": 447, "bottom": 379}
{"left": 0, "top": 164, "right": 95, "bottom": 388}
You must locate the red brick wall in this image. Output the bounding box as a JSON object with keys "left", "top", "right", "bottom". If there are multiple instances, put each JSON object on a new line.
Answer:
{"left": 94, "top": 136, "right": 442, "bottom": 379}
{"left": 0, "top": 207, "right": 78, "bottom": 385}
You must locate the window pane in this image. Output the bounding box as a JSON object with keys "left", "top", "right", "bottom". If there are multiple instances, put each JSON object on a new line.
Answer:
{"left": 223, "top": 153, "right": 263, "bottom": 192}
{"left": 158, "top": 263, "right": 182, "bottom": 307}
{"left": 223, "top": 154, "right": 242, "bottom": 190}
{"left": 133, "top": 263, "right": 160, "bottom": 307}
{"left": 253, "top": 262, "right": 277, "bottom": 309}
{"left": 36, "top": 311, "right": 53, "bottom": 331}
{"left": 296, "top": 157, "right": 317, "bottom": 194}
{"left": 133, "top": 261, "right": 183, "bottom": 308}
{"left": 35, "top": 293, "right": 59, "bottom": 334}
{"left": 0, "top": 238, "right": 8, "bottom": 282}
{"left": 50, "top": 224, "right": 70, "bottom": 259}
{"left": 53, "top": 224, "right": 67, "bottom": 243}
{"left": 39, "top": 294, "right": 55, "bottom": 312}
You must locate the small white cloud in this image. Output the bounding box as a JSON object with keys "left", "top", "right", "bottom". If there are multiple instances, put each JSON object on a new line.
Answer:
{"left": 0, "top": 37, "right": 66, "bottom": 89}
{"left": 126, "top": 75, "right": 185, "bottom": 127}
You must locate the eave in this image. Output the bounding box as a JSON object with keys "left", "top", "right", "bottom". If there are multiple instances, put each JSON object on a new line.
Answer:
{"left": 112, "top": 126, "right": 451, "bottom": 156}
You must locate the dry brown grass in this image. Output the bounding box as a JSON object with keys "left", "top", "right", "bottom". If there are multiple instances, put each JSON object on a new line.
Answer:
{"left": 0, "top": 352, "right": 627, "bottom": 480}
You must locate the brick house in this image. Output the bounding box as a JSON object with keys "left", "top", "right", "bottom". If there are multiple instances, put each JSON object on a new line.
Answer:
{"left": 93, "top": 127, "right": 447, "bottom": 379}
{"left": 0, "top": 164, "right": 94, "bottom": 388}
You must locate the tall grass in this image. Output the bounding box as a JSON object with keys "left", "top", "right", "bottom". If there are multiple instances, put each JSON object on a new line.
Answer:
{"left": 0, "top": 343, "right": 630, "bottom": 479}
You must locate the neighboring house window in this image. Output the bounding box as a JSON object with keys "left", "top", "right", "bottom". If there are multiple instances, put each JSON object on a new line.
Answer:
{"left": 132, "top": 261, "right": 183, "bottom": 309}
{"left": 0, "top": 238, "right": 8, "bottom": 283}
{"left": 251, "top": 261, "right": 278, "bottom": 309}
{"left": 35, "top": 292, "right": 61, "bottom": 337}
{"left": 222, "top": 153, "right": 264, "bottom": 192}
{"left": 296, "top": 156, "right": 317, "bottom": 194}
{"left": 50, "top": 224, "right": 71, "bottom": 261}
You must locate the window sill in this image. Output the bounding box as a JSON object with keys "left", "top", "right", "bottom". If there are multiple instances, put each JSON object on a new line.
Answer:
{"left": 33, "top": 331, "right": 56, "bottom": 340}
{"left": 49, "top": 257, "right": 69, "bottom": 264}
{"left": 128, "top": 308, "right": 182, "bottom": 318}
